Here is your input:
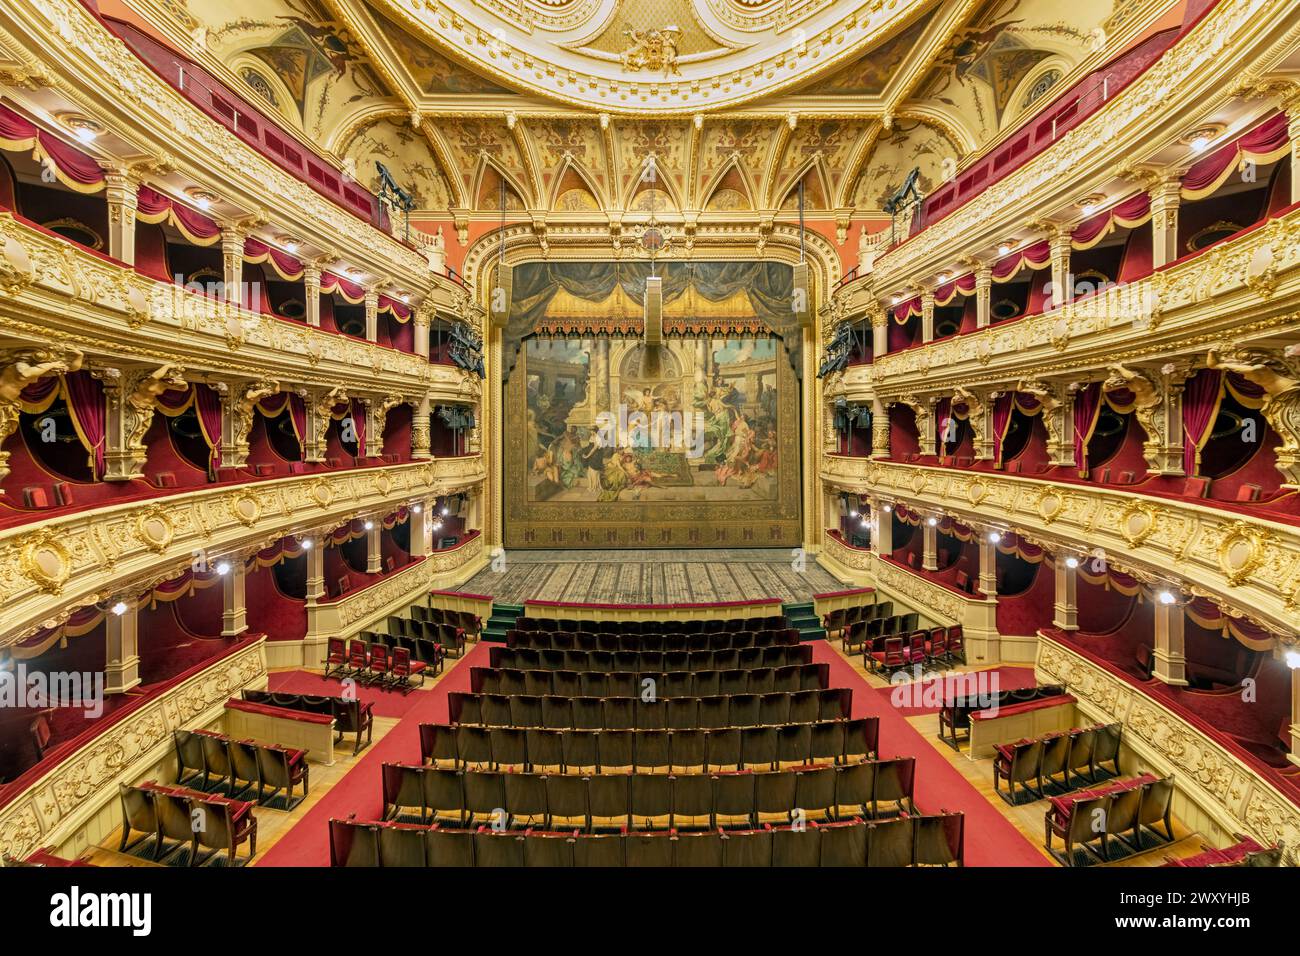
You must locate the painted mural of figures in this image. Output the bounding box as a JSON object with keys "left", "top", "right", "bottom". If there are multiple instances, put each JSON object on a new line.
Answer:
{"left": 715, "top": 416, "right": 756, "bottom": 486}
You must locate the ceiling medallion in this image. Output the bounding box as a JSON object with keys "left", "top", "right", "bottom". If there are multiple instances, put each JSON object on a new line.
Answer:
{"left": 620, "top": 26, "right": 682, "bottom": 76}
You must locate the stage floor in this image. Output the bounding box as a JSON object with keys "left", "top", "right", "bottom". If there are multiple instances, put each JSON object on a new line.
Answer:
{"left": 454, "top": 548, "right": 849, "bottom": 605}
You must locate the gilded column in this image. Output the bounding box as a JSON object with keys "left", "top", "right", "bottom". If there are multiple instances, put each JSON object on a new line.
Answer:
{"left": 413, "top": 304, "right": 432, "bottom": 360}
{"left": 222, "top": 559, "right": 248, "bottom": 637}
{"left": 304, "top": 536, "right": 326, "bottom": 606}
{"left": 220, "top": 228, "right": 245, "bottom": 307}
{"left": 364, "top": 290, "right": 379, "bottom": 343}
{"left": 1152, "top": 594, "right": 1188, "bottom": 686}
{"left": 303, "top": 264, "right": 322, "bottom": 328}
{"left": 978, "top": 533, "right": 998, "bottom": 597}
{"left": 366, "top": 519, "right": 383, "bottom": 574}
{"left": 922, "top": 517, "right": 938, "bottom": 571}
{"left": 975, "top": 266, "right": 992, "bottom": 329}
{"left": 104, "top": 168, "right": 139, "bottom": 266}
{"left": 412, "top": 395, "right": 432, "bottom": 460}
{"left": 920, "top": 290, "right": 935, "bottom": 344}
{"left": 870, "top": 397, "right": 890, "bottom": 459}
{"left": 870, "top": 306, "right": 888, "bottom": 358}
{"left": 1150, "top": 177, "right": 1181, "bottom": 269}
{"left": 1049, "top": 231, "right": 1071, "bottom": 309}
{"left": 871, "top": 499, "right": 892, "bottom": 557}
{"left": 1053, "top": 553, "right": 1079, "bottom": 630}
{"left": 105, "top": 602, "right": 141, "bottom": 695}
{"left": 410, "top": 500, "right": 430, "bottom": 558}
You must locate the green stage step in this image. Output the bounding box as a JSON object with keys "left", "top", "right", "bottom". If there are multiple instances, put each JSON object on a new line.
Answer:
{"left": 484, "top": 602, "right": 525, "bottom": 642}
{"left": 782, "top": 601, "right": 826, "bottom": 640}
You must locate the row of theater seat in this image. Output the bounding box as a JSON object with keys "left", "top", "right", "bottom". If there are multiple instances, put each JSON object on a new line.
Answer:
{"left": 513, "top": 615, "right": 789, "bottom": 634}
{"left": 381, "top": 759, "right": 917, "bottom": 831}
{"left": 822, "top": 601, "right": 895, "bottom": 640}
{"left": 173, "top": 729, "right": 309, "bottom": 808}
{"left": 410, "top": 603, "right": 482, "bottom": 639}
{"left": 846, "top": 613, "right": 923, "bottom": 650}
{"left": 385, "top": 616, "right": 468, "bottom": 657}
{"left": 469, "top": 663, "right": 830, "bottom": 698}
{"left": 992, "top": 723, "right": 1124, "bottom": 805}
{"left": 419, "top": 719, "right": 880, "bottom": 772}
{"left": 324, "top": 638, "right": 433, "bottom": 690}
{"left": 241, "top": 690, "right": 374, "bottom": 755}
{"left": 504, "top": 628, "right": 799, "bottom": 652}
{"left": 864, "top": 627, "right": 966, "bottom": 672}
{"left": 329, "top": 813, "right": 963, "bottom": 867}
{"left": 119, "top": 782, "right": 257, "bottom": 867}
{"left": 937, "top": 683, "right": 1067, "bottom": 749}
{"left": 488, "top": 645, "right": 813, "bottom": 673}
{"left": 1162, "top": 835, "right": 1286, "bottom": 867}
{"left": 449, "top": 687, "right": 850, "bottom": 729}
{"left": 1044, "top": 774, "right": 1176, "bottom": 866}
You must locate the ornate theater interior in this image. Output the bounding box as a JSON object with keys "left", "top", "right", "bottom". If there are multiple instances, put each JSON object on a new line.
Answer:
{"left": 0, "top": 0, "right": 1298, "bottom": 890}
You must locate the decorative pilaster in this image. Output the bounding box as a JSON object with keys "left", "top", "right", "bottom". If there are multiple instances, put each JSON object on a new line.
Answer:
{"left": 1289, "top": 657, "right": 1300, "bottom": 767}
{"left": 1053, "top": 553, "right": 1079, "bottom": 630}
{"left": 869, "top": 397, "right": 890, "bottom": 459}
{"left": 922, "top": 518, "right": 938, "bottom": 571}
{"left": 222, "top": 559, "right": 248, "bottom": 637}
{"left": 410, "top": 501, "right": 430, "bottom": 558}
{"left": 101, "top": 364, "right": 187, "bottom": 481}
{"left": 1150, "top": 176, "right": 1182, "bottom": 269}
{"left": 220, "top": 229, "right": 245, "bottom": 306}
{"left": 869, "top": 306, "right": 888, "bottom": 358}
{"left": 303, "top": 264, "right": 322, "bottom": 328}
{"left": 956, "top": 386, "right": 991, "bottom": 461}
{"left": 105, "top": 603, "right": 140, "bottom": 694}
{"left": 223, "top": 380, "right": 280, "bottom": 469}
{"left": 104, "top": 169, "right": 139, "bottom": 266}
{"left": 978, "top": 534, "right": 998, "bottom": 597}
{"left": 366, "top": 520, "right": 382, "bottom": 574}
{"left": 871, "top": 499, "right": 892, "bottom": 557}
{"left": 304, "top": 536, "right": 326, "bottom": 605}
{"left": 1153, "top": 595, "right": 1189, "bottom": 686}
{"left": 364, "top": 290, "right": 379, "bottom": 343}
{"left": 413, "top": 304, "right": 432, "bottom": 360}
{"left": 1049, "top": 231, "right": 1071, "bottom": 309}
{"left": 975, "top": 266, "right": 992, "bottom": 329}
{"left": 920, "top": 291, "right": 935, "bottom": 344}
{"left": 412, "top": 395, "right": 432, "bottom": 460}
{"left": 1207, "top": 347, "right": 1300, "bottom": 489}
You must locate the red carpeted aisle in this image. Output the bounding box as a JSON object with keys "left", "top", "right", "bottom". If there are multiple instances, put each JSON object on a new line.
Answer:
{"left": 255, "top": 642, "right": 491, "bottom": 867}
{"left": 811, "top": 643, "right": 1051, "bottom": 867}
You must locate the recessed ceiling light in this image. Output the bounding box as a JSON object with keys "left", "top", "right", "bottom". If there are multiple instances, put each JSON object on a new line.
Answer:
{"left": 926, "top": 517, "right": 937, "bottom": 527}
{"left": 1065, "top": 557, "right": 1079, "bottom": 569}
{"left": 987, "top": 532, "right": 1002, "bottom": 543}
{"left": 363, "top": 520, "right": 374, "bottom": 531}
{"left": 111, "top": 601, "right": 128, "bottom": 616}
{"left": 1158, "top": 590, "right": 1176, "bottom": 605}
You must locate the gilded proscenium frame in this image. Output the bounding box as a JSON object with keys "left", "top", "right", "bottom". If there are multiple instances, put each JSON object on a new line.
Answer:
{"left": 822, "top": 455, "right": 1300, "bottom": 636}
{"left": 503, "top": 331, "right": 802, "bottom": 549}
{"left": 0, "top": 457, "right": 486, "bottom": 647}
{"left": 464, "top": 223, "right": 842, "bottom": 554}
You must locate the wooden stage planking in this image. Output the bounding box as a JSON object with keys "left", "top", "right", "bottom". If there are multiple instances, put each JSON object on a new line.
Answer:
{"left": 453, "top": 548, "right": 849, "bottom": 605}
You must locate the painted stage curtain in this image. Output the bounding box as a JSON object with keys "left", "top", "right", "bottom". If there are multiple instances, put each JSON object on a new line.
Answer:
{"left": 992, "top": 240, "right": 1051, "bottom": 282}
{"left": 1182, "top": 113, "right": 1291, "bottom": 201}
{"left": 1073, "top": 381, "right": 1103, "bottom": 476}
{"left": 1071, "top": 193, "right": 1153, "bottom": 250}
{"left": 243, "top": 237, "right": 304, "bottom": 280}
{"left": 0, "top": 101, "right": 105, "bottom": 193}
{"left": 136, "top": 185, "right": 221, "bottom": 245}
{"left": 1185, "top": 597, "right": 1278, "bottom": 652}
{"left": 505, "top": 261, "right": 800, "bottom": 379}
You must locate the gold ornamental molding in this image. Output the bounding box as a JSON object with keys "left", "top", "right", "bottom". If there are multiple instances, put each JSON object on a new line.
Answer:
{"left": 0, "top": 637, "right": 268, "bottom": 862}
{"left": 836, "top": 209, "right": 1300, "bottom": 400}
{"left": 865, "top": 0, "right": 1297, "bottom": 294}
{"left": 1037, "top": 635, "right": 1300, "bottom": 865}
{"left": 0, "top": 458, "right": 487, "bottom": 645}
{"left": 0, "top": 213, "right": 473, "bottom": 403}
{"left": 822, "top": 456, "right": 1300, "bottom": 634}
{"left": 0, "top": 1, "right": 430, "bottom": 291}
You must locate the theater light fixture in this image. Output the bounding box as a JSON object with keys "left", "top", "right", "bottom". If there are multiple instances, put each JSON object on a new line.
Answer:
{"left": 363, "top": 520, "right": 374, "bottom": 531}
{"left": 215, "top": 561, "right": 231, "bottom": 576}
{"left": 412, "top": 504, "right": 423, "bottom": 514}
{"left": 1158, "top": 590, "right": 1176, "bottom": 605}
{"left": 882, "top": 504, "right": 893, "bottom": 513}
{"left": 58, "top": 113, "right": 104, "bottom": 144}
{"left": 111, "top": 601, "right": 128, "bottom": 616}
{"left": 1181, "top": 123, "right": 1225, "bottom": 155}
{"left": 987, "top": 532, "right": 1002, "bottom": 543}
{"left": 441, "top": 506, "right": 450, "bottom": 516}
{"left": 188, "top": 190, "right": 216, "bottom": 212}
{"left": 300, "top": 538, "right": 313, "bottom": 550}
{"left": 1065, "top": 557, "right": 1079, "bottom": 569}
{"left": 1077, "top": 194, "right": 1106, "bottom": 216}
{"left": 998, "top": 241, "right": 1013, "bottom": 256}
{"left": 926, "top": 517, "right": 937, "bottom": 527}
{"left": 938, "top": 272, "right": 950, "bottom": 283}
{"left": 1285, "top": 649, "right": 1300, "bottom": 670}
